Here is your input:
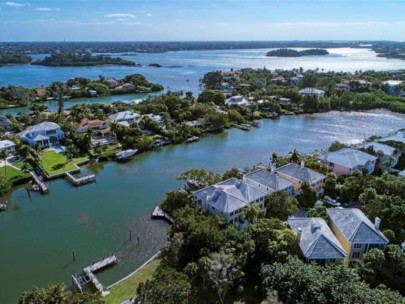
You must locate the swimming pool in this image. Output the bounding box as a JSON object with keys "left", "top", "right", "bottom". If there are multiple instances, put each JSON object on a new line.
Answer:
{"left": 53, "top": 146, "right": 66, "bottom": 153}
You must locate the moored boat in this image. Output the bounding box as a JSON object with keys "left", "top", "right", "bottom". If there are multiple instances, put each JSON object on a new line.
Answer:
{"left": 115, "top": 149, "right": 138, "bottom": 161}
{"left": 0, "top": 203, "right": 8, "bottom": 212}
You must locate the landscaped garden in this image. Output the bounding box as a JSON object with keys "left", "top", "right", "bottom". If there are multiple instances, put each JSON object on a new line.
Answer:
{"left": 40, "top": 150, "right": 88, "bottom": 176}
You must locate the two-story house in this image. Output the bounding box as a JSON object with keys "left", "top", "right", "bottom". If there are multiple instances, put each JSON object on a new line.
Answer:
{"left": 320, "top": 148, "right": 377, "bottom": 176}
{"left": 0, "top": 140, "right": 16, "bottom": 155}
{"left": 288, "top": 217, "right": 347, "bottom": 265}
{"left": 298, "top": 88, "right": 325, "bottom": 98}
{"left": 359, "top": 142, "right": 401, "bottom": 169}
{"left": 108, "top": 111, "right": 141, "bottom": 127}
{"left": 327, "top": 208, "right": 389, "bottom": 265}
{"left": 275, "top": 162, "right": 325, "bottom": 196}
{"left": 243, "top": 169, "right": 294, "bottom": 195}
{"left": 18, "top": 122, "right": 65, "bottom": 147}
{"left": 193, "top": 178, "right": 267, "bottom": 224}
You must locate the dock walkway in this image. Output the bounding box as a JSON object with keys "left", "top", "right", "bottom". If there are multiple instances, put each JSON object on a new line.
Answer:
{"left": 72, "top": 255, "right": 118, "bottom": 297}
{"left": 65, "top": 172, "right": 96, "bottom": 187}
{"left": 30, "top": 172, "right": 48, "bottom": 193}
{"left": 151, "top": 205, "right": 174, "bottom": 223}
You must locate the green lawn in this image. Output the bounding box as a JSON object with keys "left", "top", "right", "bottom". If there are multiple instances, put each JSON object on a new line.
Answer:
{"left": 0, "top": 165, "right": 30, "bottom": 184}
{"left": 104, "top": 259, "right": 160, "bottom": 304}
{"left": 40, "top": 150, "right": 88, "bottom": 176}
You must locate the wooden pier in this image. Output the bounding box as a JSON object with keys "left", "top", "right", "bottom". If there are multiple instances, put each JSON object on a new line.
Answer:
{"left": 72, "top": 255, "right": 118, "bottom": 297}
{"left": 233, "top": 123, "right": 251, "bottom": 131}
{"left": 151, "top": 205, "right": 174, "bottom": 224}
{"left": 30, "top": 172, "right": 48, "bottom": 193}
{"left": 65, "top": 172, "right": 96, "bottom": 187}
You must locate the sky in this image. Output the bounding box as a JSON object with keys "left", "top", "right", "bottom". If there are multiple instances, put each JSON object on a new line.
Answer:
{"left": 0, "top": 0, "right": 404, "bottom": 41}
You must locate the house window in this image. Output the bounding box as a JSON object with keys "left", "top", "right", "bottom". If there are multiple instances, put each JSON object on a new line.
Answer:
{"left": 211, "top": 206, "right": 215, "bottom": 210}
{"left": 354, "top": 243, "right": 362, "bottom": 249}
{"left": 230, "top": 212, "right": 234, "bottom": 216}
{"left": 352, "top": 252, "right": 361, "bottom": 259}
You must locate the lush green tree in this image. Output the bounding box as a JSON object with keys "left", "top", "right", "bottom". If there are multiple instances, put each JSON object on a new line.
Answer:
{"left": 177, "top": 168, "right": 221, "bottom": 190}
{"left": 197, "top": 89, "right": 226, "bottom": 105}
{"left": 323, "top": 172, "right": 337, "bottom": 196}
{"left": 222, "top": 167, "right": 242, "bottom": 180}
{"left": 137, "top": 266, "right": 192, "bottom": 304}
{"left": 202, "top": 71, "right": 223, "bottom": 89}
{"left": 264, "top": 191, "right": 299, "bottom": 220}
{"left": 228, "top": 109, "right": 245, "bottom": 123}
{"left": 243, "top": 203, "right": 261, "bottom": 223}
{"left": 298, "top": 182, "right": 318, "bottom": 208}
{"left": 205, "top": 113, "right": 228, "bottom": 129}
{"left": 307, "top": 205, "right": 329, "bottom": 221}
{"left": 161, "top": 190, "right": 193, "bottom": 214}
{"left": 328, "top": 141, "right": 348, "bottom": 152}
{"left": 289, "top": 149, "right": 301, "bottom": 163}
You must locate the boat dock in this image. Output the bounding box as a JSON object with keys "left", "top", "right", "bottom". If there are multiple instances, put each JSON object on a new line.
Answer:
{"left": 30, "top": 172, "right": 48, "bottom": 193}
{"left": 233, "top": 123, "right": 251, "bottom": 131}
{"left": 72, "top": 255, "right": 118, "bottom": 297}
{"left": 65, "top": 172, "right": 96, "bottom": 187}
{"left": 151, "top": 205, "right": 174, "bottom": 224}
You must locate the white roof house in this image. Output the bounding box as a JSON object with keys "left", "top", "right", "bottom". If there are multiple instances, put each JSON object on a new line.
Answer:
{"left": 225, "top": 95, "right": 250, "bottom": 107}
{"left": 358, "top": 142, "right": 400, "bottom": 168}
{"left": 108, "top": 111, "right": 141, "bottom": 127}
{"left": 193, "top": 178, "right": 267, "bottom": 224}
{"left": 18, "top": 122, "right": 65, "bottom": 147}
{"left": 399, "top": 170, "right": 405, "bottom": 177}
{"left": 382, "top": 80, "right": 403, "bottom": 95}
{"left": 288, "top": 217, "right": 347, "bottom": 264}
{"left": 243, "top": 169, "right": 294, "bottom": 195}
{"left": 0, "top": 140, "right": 16, "bottom": 154}
{"left": 299, "top": 88, "right": 325, "bottom": 97}
{"left": 321, "top": 148, "right": 377, "bottom": 176}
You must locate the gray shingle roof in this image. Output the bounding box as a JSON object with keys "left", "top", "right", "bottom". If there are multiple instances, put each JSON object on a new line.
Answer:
{"left": 359, "top": 142, "right": 397, "bottom": 157}
{"left": 244, "top": 169, "right": 293, "bottom": 192}
{"left": 288, "top": 217, "right": 347, "bottom": 260}
{"left": 276, "top": 163, "right": 325, "bottom": 184}
{"left": 0, "top": 140, "right": 15, "bottom": 149}
{"left": 108, "top": 111, "right": 140, "bottom": 122}
{"left": 323, "top": 148, "right": 377, "bottom": 169}
{"left": 327, "top": 208, "right": 389, "bottom": 244}
{"left": 194, "top": 178, "right": 267, "bottom": 214}
{"left": 18, "top": 122, "right": 61, "bottom": 137}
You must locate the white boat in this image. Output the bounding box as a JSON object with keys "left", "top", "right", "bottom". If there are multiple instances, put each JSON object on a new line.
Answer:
{"left": 0, "top": 204, "right": 7, "bottom": 211}
{"left": 115, "top": 149, "right": 138, "bottom": 161}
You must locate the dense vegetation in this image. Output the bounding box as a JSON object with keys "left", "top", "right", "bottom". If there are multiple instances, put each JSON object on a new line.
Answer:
{"left": 266, "top": 48, "right": 329, "bottom": 57}
{"left": 32, "top": 52, "right": 137, "bottom": 66}
{"left": 0, "top": 73, "right": 163, "bottom": 108}
{"left": 0, "top": 51, "right": 32, "bottom": 66}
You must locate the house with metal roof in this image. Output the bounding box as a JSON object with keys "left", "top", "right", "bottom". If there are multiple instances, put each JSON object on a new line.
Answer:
{"left": 243, "top": 169, "right": 294, "bottom": 195}
{"left": 298, "top": 87, "right": 325, "bottom": 98}
{"left": 358, "top": 142, "right": 401, "bottom": 169}
{"left": 108, "top": 111, "right": 141, "bottom": 127}
{"left": 327, "top": 208, "right": 389, "bottom": 265}
{"left": 0, "top": 140, "right": 16, "bottom": 155}
{"left": 320, "top": 148, "right": 377, "bottom": 176}
{"left": 288, "top": 217, "right": 347, "bottom": 265}
{"left": 275, "top": 162, "right": 325, "bottom": 196}
{"left": 193, "top": 178, "right": 267, "bottom": 224}
{"left": 18, "top": 122, "right": 65, "bottom": 147}
{"left": 225, "top": 95, "right": 250, "bottom": 107}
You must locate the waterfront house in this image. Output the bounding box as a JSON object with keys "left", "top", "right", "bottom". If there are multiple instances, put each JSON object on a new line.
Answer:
{"left": 193, "top": 178, "right": 267, "bottom": 224}
{"left": 0, "top": 140, "right": 16, "bottom": 155}
{"left": 382, "top": 80, "right": 403, "bottom": 95}
{"left": 18, "top": 122, "right": 65, "bottom": 147}
{"left": 320, "top": 148, "right": 377, "bottom": 176}
{"left": 243, "top": 169, "right": 294, "bottom": 195}
{"left": 399, "top": 170, "right": 405, "bottom": 177}
{"left": 0, "top": 115, "right": 12, "bottom": 130}
{"left": 143, "top": 113, "right": 165, "bottom": 127}
{"left": 352, "top": 79, "right": 372, "bottom": 89}
{"left": 225, "top": 95, "right": 250, "bottom": 107}
{"left": 327, "top": 208, "right": 389, "bottom": 265}
{"left": 275, "top": 162, "right": 325, "bottom": 196}
{"left": 335, "top": 83, "right": 351, "bottom": 92}
{"left": 73, "top": 118, "right": 114, "bottom": 145}
{"left": 299, "top": 88, "right": 325, "bottom": 98}
{"left": 288, "top": 217, "right": 347, "bottom": 265}
{"left": 88, "top": 90, "right": 97, "bottom": 97}
{"left": 359, "top": 142, "right": 401, "bottom": 169}
{"left": 271, "top": 76, "right": 287, "bottom": 85}
{"left": 108, "top": 111, "right": 141, "bottom": 127}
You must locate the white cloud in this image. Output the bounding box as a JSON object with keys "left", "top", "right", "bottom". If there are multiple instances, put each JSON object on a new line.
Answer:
{"left": 146, "top": 13, "right": 152, "bottom": 17}
{"left": 2, "top": 1, "right": 27, "bottom": 7}
{"left": 34, "top": 7, "right": 51, "bottom": 11}
{"left": 104, "top": 13, "right": 136, "bottom": 19}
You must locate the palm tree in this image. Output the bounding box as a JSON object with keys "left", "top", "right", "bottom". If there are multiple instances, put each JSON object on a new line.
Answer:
{"left": 243, "top": 203, "right": 261, "bottom": 224}
{"left": 0, "top": 150, "right": 8, "bottom": 180}
{"left": 290, "top": 149, "right": 300, "bottom": 164}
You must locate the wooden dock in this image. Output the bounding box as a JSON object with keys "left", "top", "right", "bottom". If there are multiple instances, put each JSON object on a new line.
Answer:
{"left": 72, "top": 255, "right": 118, "bottom": 297}
{"left": 151, "top": 205, "right": 174, "bottom": 223}
{"left": 30, "top": 172, "right": 48, "bottom": 193}
{"left": 65, "top": 172, "right": 96, "bottom": 187}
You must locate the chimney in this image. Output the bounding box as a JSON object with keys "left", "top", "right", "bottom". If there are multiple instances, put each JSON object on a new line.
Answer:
{"left": 297, "top": 228, "right": 302, "bottom": 241}
{"left": 301, "top": 160, "right": 305, "bottom": 168}
{"left": 374, "top": 217, "right": 381, "bottom": 230}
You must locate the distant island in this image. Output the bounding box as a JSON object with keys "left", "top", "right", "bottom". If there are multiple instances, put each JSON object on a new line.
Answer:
{"left": 266, "top": 48, "right": 330, "bottom": 57}
{"left": 32, "top": 53, "right": 137, "bottom": 67}
{"left": 0, "top": 52, "right": 32, "bottom": 66}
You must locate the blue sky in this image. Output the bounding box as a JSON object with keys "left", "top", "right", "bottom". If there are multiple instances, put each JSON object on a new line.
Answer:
{"left": 0, "top": 0, "right": 404, "bottom": 41}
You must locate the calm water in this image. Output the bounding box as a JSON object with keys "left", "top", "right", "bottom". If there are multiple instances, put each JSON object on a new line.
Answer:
{"left": 0, "top": 110, "right": 405, "bottom": 303}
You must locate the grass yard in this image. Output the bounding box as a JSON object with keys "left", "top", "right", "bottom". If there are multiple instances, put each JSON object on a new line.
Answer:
{"left": 104, "top": 259, "right": 160, "bottom": 304}
{"left": 40, "top": 150, "right": 88, "bottom": 176}
{"left": 0, "top": 165, "right": 30, "bottom": 185}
